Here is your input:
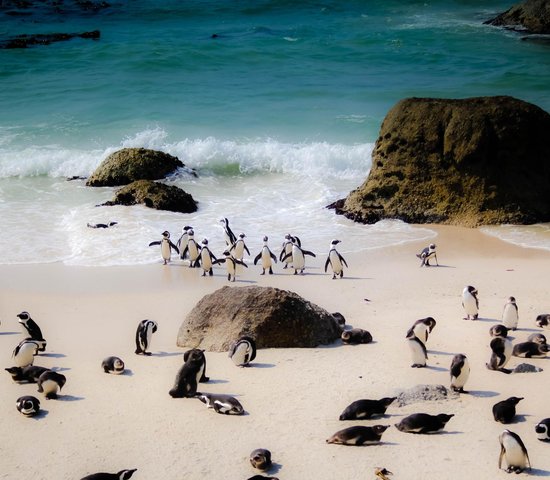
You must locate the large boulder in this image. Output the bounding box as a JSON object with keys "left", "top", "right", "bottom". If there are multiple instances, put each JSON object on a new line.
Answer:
{"left": 177, "top": 286, "right": 342, "bottom": 351}
{"left": 87, "top": 148, "right": 188, "bottom": 187}
{"left": 101, "top": 180, "right": 198, "bottom": 213}
{"left": 484, "top": 0, "right": 550, "bottom": 34}
{"left": 329, "top": 96, "right": 550, "bottom": 227}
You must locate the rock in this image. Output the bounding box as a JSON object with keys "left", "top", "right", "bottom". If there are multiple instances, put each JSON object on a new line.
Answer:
{"left": 177, "top": 286, "right": 342, "bottom": 351}
{"left": 0, "top": 30, "right": 100, "bottom": 49}
{"left": 484, "top": 0, "right": 550, "bottom": 34}
{"left": 86, "top": 148, "right": 192, "bottom": 187}
{"left": 101, "top": 180, "right": 198, "bottom": 213}
{"left": 329, "top": 96, "right": 550, "bottom": 227}
{"left": 395, "top": 384, "right": 458, "bottom": 407}
{"left": 512, "top": 363, "right": 543, "bottom": 373}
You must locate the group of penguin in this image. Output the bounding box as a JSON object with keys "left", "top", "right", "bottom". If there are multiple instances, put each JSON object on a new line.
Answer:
{"left": 148, "top": 218, "right": 348, "bottom": 280}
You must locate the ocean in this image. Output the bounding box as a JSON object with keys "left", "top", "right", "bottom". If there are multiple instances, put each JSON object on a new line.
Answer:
{"left": 1, "top": 0, "right": 549, "bottom": 266}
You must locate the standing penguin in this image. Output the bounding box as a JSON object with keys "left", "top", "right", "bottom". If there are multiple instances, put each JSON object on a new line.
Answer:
{"left": 134, "top": 319, "right": 158, "bottom": 355}
{"left": 12, "top": 339, "right": 39, "bottom": 367}
{"left": 406, "top": 330, "right": 427, "bottom": 368}
{"left": 462, "top": 285, "right": 479, "bottom": 320}
{"left": 17, "top": 311, "right": 47, "bottom": 352}
{"left": 279, "top": 234, "right": 294, "bottom": 269}
{"left": 181, "top": 229, "right": 201, "bottom": 267}
{"left": 281, "top": 238, "right": 316, "bottom": 275}
{"left": 198, "top": 238, "right": 217, "bottom": 276}
{"left": 416, "top": 243, "right": 438, "bottom": 267}
{"left": 149, "top": 231, "right": 179, "bottom": 265}
{"left": 254, "top": 236, "right": 277, "bottom": 275}
{"left": 228, "top": 336, "right": 257, "bottom": 367}
{"left": 324, "top": 239, "right": 348, "bottom": 279}
{"left": 406, "top": 317, "right": 437, "bottom": 344}
{"left": 169, "top": 349, "right": 208, "bottom": 398}
{"left": 214, "top": 250, "right": 248, "bottom": 282}
{"left": 502, "top": 296, "right": 519, "bottom": 331}
{"left": 498, "top": 430, "right": 531, "bottom": 473}
{"left": 450, "top": 353, "right": 470, "bottom": 393}
{"left": 487, "top": 336, "right": 513, "bottom": 373}
{"left": 176, "top": 225, "right": 193, "bottom": 260}
{"left": 229, "top": 233, "right": 250, "bottom": 262}
{"left": 219, "top": 217, "right": 237, "bottom": 246}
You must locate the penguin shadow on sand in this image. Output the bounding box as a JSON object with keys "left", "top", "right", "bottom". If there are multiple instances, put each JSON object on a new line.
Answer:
{"left": 39, "top": 352, "right": 67, "bottom": 358}
{"left": 468, "top": 390, "right": 499, "bottom": 398}
{"left": 0, "top": 331, "right": 20, "bottom": 336}
{"left": 151, "top": 351, "right": 183, "bottom": 358}
{"left": 203, "top": 378, "right": 229, "bottom": 385}
{"left": 29, "top": 409, "right": 50, "bottom": 420}
{"left": 247, "top": 362, "right": 275, "bottom": 369}
{"left": 56, "top": 394, "right": 85, "bottom": 402}
{"left": 527, "top": 468, "right": 550, "bottom": 477}
{"left": 424, "top": 364, "right": 448, "bottom": 372}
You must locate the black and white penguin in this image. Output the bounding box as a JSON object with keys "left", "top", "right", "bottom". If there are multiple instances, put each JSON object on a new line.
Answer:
{"left": 406, "top": 317, "right": 437, "bottom": 344}
{"left": 197, "top": 238, "right": 217, "bottom": 276}
{"left": 416, "top": 243, "right": 437, "bottom": 267}
{"left": 214, "top": 250, "right": 248, "bottom": 282}
{"left": 169, "top": 349, "right": 207, "bottom": 398}
{"left": 12, "top": 339, "right": 39, "bottom": 367}
{"left": 406, "top": 329, "right": 427, "bottom": 368}
{"left": 462, "top": 285, "right": 479, "bottom": 320}
{"left": 149, "top": 231, "right": 179, "bottom": 265}
{"left": 395, "top": 413, "right": 454, "bottom": 434}
{"left": 326, "top": 425, "right": 390, "bottom": 445}
{"left": 17, "top": 311, "right": 47, "bottom": 351}
{"left": 339, "top": 397, "right": 396, "bottom": 420}
{"left": 80, "top": 469, "right": 137, "bottom": 480}
{"left": 249, "top": 449, "right": 272, "bottom": 470}
{"left": 279, "top": 234, "right": 294, "bottom": 269}
{"left": 489, "top": 324, "right": 509, "bottom": 338}
{"left": 498, "top": 430, "right": 531, "bottom": 473}
{"left": 374, "top": 468, "right": 393, "bottom": 480}
{"left": 527, "top": 332, "right": 547, "bottom": 344}
{"left": 502, "top": 296, "right": 519, "bottom": 331}
{"left": 134, "top": 319, "right": 158, "bottom": 355}
{"left": 281, "top": 238, "right": 315, "bottom": 275}
{"left": 535, "top": 418, "right": 550, "bottom": 441}
{"left": 219, "top": 217, "right": 237, "bottom": 247}
{"left": 512, "top": 341, "right": 550, "bottom": 358}
{"left": 37, "top": 370, "right": 66, "bottom": 399}
{"left": 324, "top": 239, "right": 348, "bottom": 279}
{"left": 5, "top": 365, "right": 50, "bottom": 383}
{"left": 487, "top": 336, "right": 513, "bottom": 373}
{"left": 254, "top": 236, "right": 277, "bottom": 275}
{"left": 450, "top": 353, "right": 470, "bottom": 393}
{"left": 16, "top": 395, "right": 40, "bottom": 417}
{"left": 229, "top": 233, "right": 250, "bottom": 262}
{"left": 228, "top": 336, "right": 257, "bottom": 367}
{"left": 176, "top": 225, "right": 193, "bottom": 260}
{"left": 196, "top": 393, "right": 244, "bottom": 415}
{"left": 102, "top": 356, "right": 125, "bottom": 374}
{"left": 535, "top": 313, "right": 550, "bottom": 329}
{"left": 181, "top": 229, "right": 200, "bottom": 267}
{"left": 493, "top": 397, "right": 523, "bottom": 424}
{"left": 87, "top": 222, "right": 117, "bottom": 229}
{"left": 341, "top": 328, "right": 373, "bottom": 345}
{"left": 331, "top": 312, "right": 346, "bottom": 330}
{"left": 183, "top": 348, "right": 209, "bottom": 383}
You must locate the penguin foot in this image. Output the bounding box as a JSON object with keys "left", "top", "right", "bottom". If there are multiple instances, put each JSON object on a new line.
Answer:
{"left": 260, "top": 271, "right": 265, "bottom": 275}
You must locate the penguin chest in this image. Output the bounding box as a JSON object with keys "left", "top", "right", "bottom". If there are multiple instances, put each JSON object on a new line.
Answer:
{"left": 201, "top": 250, "right": 212, "bottom": 270}
{"left": 226, "top": 259, "right": 237, "bottom": 275}
{"left": 502, "top": 438, "right": 527, "bottom": 468}
{"left": 452, "top": 360, "right": 470, "bottom": 387}
{"left": 232, "top": 343, "right": 250, "bottom": 366}
{"left": 261, "top": 249, "right": 272, "bottom": 268}
{"left": 292, "top": 248, "right": 305, "bottom": 269}
{"left": 195, "top": 363, "right": 205, "bottom": 385}
{"left": 463, "top": 294, "right": 478, "bottom": 314}
{"left": 188, "top": 242, "right": 199, "bottom": 261}
{"left": 40, "top": 379, "right": 60, "bottom": 396}
{"left": 413, "top": 325, "right": 429, "bottom": 344}
{"left": 161, "top": 240, "right": 171, "bottom": 260}
{"left": 502, "top": 306, "right": 518, "bottom": 329}
{"left": 329, "top": 250, "right": 342, "bottom": 273}
{"left": 408, "top": 339, "right": 426, "bottom": 364}
{"left": 233, "top": 242, "right": 244, "bottom": 260}
{"left": 14, "top": 345, "right": 36, "bottom": 367}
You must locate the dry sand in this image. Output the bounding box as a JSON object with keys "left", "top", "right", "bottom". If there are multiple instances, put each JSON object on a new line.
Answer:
{"left": 1, "top": 225, "right": 550, "bottom": 480}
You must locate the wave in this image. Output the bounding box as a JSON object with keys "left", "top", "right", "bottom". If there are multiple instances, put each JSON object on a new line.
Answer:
{"left": 480, "top": 224, "right": 550, "bottom": 252}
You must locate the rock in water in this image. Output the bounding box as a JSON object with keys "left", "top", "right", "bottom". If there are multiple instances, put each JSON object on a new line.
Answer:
{"left": 484, "top": 0, "right": 550, "bottom": 34}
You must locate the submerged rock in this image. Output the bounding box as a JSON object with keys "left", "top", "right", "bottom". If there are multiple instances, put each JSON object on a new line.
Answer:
{"left": 484, "top": 0, "right": 550, "bottom": 34}
{"left": 0, "top": 30, "right": 100, "bottom": 49}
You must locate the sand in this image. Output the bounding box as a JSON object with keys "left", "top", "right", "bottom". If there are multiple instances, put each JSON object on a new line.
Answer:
{"left": 1, "top": 225, "right": 550, "bottom": 480}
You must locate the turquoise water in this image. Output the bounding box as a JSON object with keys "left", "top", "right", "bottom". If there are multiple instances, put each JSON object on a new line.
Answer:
{"left": 1, "top": 1, "right": 549, "bottom": 265}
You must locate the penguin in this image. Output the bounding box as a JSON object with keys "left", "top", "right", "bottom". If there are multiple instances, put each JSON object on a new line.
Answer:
{"left": 12, "top": 339, "right": 39, "bottom": 367}
{"left": 17, "top": 311, "right": 46, "bottom": 352}
{"left": 16, "top": 395, "right": 40, "bottom": 417}
{"left": 527, "top": 332, "right": 547, "bottom": 344}
{"left": 214, "top": 250, "right": 248, "bottom": 282}
{"left": 87, "top": 222, "right": 117, "bottom": 229}
{"left": 281, "top": 238, "right": 315, "bottom": 275}
{"left": 229, "top": 233, "right": 250, "bottom": 261}
{"left": 219, "top": 217, "right": 237, "bottom": 246}
{"left": 493, "top": 397, "right": 523, "bottom": 424}
{"left": 489, "top": 324, "right": 509, "bottom": 338}
{"left": 196, "top": 393, "right": 244, "bottom": 415}
{"left": 326, "top": 425, "right": 390, "bottom": 445}
{"left": 134, "top": 319, "right": 158, "bottom": 355}
{"left": 450, "top": 353, "right": 470, "bottom": 393}
{"left": 462, "top": 285, "right": 479, "bottom": 320}
{"left": 535, "top": 418, "right": 550, "bottom": 441}
{"left": 168, "top": 349, "right": 207, "bottom": 398}
{"left": 487, "top": 336, "right": 513, "bottom": 373}
{"left": 197, "top": 238, "right": 217, "bottom": 276}
{"left": 374, "top": 468, "right": 393, "bottom": 480}
{"left": 228, "top": 336, "right": 257, "bottom": 367}
{"left": 249, "top": 449, "right": 272, "bottom": 470}
{"left": 406, "top": 329, "right": 427, "bottom": 368}
{"left": 149, "top": 231, "right": 179, "bottom": 265}
{"left": 406, "top": 317, "right": 437, "bottom": 344}
{"left": 80, "top": 469, "right": 137, "bottom": 480}
{"left": 176, "top": 225, "right": 193, "bottom": 260}
{"left": 502, "top": 296, "right": 519, "bottom": 331}
{"left": 341, "top": 328, "right": 373, "bottom": 345}
{"left": 331, "top": 312, "right": 346, "bottom": 329}
{"left": 181, "top": 229, "right": 201, "bottom": 267}
{"left": 498, "top": 430, "right": 531, "bottom": 473}
{"left": 279, "top": 234, "right": 294, "bottom": 269}
{"left": 512, "top": 341, "right": 550, "bottom": 358}
{"left": 395, "top": 413, "right": 454, "bottom": 434}
{"left": 183, "top": 348, "right": 209, "bottom": 383}
{"left": 37, "top": 370, "right": 66, "bottom": 399}
{"left": 102, "top": 356, "right": 125, "bottom": 374}
{"left": 324, "top": 239, "right": 348, "bottom": 279}
{"left": 416, "top": 243, "right": 438, "bottom": 267}
{"left": 536, "top": 313, "right": 550, "bottom": 329}
{"left": 339, "top": 397, "right": 396, "bottom": 420}
{"left": 254, "top": 236, "right": 277, "bottom": 275}
{"left": 5, "top": 365, "right": 50, "bottom": 383}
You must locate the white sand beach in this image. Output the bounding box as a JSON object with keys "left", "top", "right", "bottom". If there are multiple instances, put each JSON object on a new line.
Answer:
{"left": 1, "top": 225, "right": 550, "bottom": 480}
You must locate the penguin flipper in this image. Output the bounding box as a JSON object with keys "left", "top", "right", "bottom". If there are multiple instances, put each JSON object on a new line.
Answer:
{"left": 235, "top": 259, "right": 248, "bottom": 268}
{"left": 253, "top": 253, "right": 261, "bottom": 265}
{"left": 269, "top": 250, "right": 277, "bottom": 263}
{"left": 281, "top": 252, "right": 292, "bottom": 262}
{"left": 149, "top": 241, "right": 161, "bottom": 247}
{"left": 244, "top": 244, "right": 250, "bottom": 256}
{"left": 303, "top": 250, "right": 316, "bottom": 257}
{"left": 498, "top": 444, "right": 505, "bottom": 470}
{"left": 213, "top": 258, "right": 226, "bottom": 265}
{"left": 339, "top": 254, "right": 348, "bottom": 268}
{"left": 324, "top": 257, "right": 331, "bottom": 273}
{"left": 169, "top": 241, "right": 180, "bottom": 255}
